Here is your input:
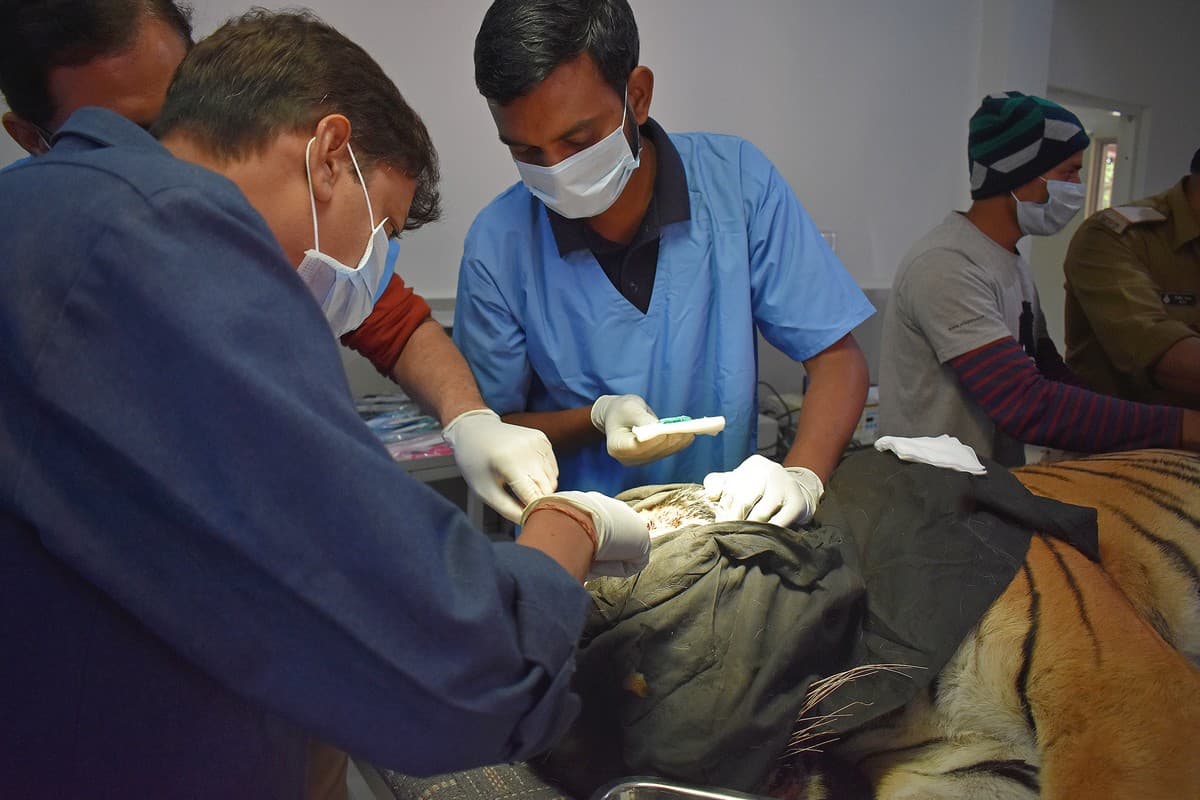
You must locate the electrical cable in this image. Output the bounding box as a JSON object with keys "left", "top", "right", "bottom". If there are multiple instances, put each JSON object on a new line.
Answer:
{"left": 757, "top": 380, "right": 804, "bottom": 459}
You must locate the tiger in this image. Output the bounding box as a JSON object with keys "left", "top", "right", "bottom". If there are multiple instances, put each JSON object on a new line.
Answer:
{"left": 768, "top": 448, "right": 1200, "bottom": 800}
{"left": 629, "top": 450, "right": 1200, "bottom": 800}
{"left": 1015, "top": 449, "right": 1200, "bottom": 665}
{"left": 384, "top": 450, "right": 1200, "bottom": 800}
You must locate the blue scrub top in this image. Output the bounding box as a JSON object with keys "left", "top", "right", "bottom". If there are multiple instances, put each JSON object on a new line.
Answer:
{"left": 0, "top": 109, "right": 590, "bottom": 797}
{"left": 455, "top": 128, "right": 874, "bottom": 495}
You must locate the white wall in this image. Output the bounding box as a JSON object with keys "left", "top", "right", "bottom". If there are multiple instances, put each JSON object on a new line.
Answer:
{"left": 3, "top": 0, "right": 993, "bottom": 297}
{"left": 0, "top": 116, "right": 22, "bottom": 166}
{"left": 633, "top": 0, "right": 985, "bottom": 290}
{"left": 976, "top": 0, "right": 1053, "bottom": 98}
{"left": 1049, "top": 0, "right": 1200, "bottom": 197}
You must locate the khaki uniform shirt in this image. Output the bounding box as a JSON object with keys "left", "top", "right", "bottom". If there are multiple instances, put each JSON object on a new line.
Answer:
{"left": 1064, "top": 177, "right": 1200, "bottom": 408}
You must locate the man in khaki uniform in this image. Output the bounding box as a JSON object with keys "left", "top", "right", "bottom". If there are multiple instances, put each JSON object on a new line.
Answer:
{"left": 1064, "top": 149, "right": 1200, "bottom": 409}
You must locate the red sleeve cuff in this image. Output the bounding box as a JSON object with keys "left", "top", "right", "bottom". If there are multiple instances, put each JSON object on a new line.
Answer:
{"left": 340, "top": 275, "right": 432, "bottom": 377}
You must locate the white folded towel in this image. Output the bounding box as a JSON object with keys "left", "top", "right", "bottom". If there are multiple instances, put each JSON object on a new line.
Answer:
{"left": 874, "top": 434, "right": 987, "bottom": 475}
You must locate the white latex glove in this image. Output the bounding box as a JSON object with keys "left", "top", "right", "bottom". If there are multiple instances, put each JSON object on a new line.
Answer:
{"left": 703, "top": 454, "right": 824, "bottom": 529}
{"left": 590, "top": 394, "right": 695, "bottom": 467}
{"left": 521, "top": 490, "right": 651, "bottom": 578}
{"left": 442, "top": 409, "right": 558, "bottom": 523}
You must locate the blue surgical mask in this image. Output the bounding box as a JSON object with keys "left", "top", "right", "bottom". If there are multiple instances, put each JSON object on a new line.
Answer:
{"left": 515, "top": 90, "right": 641, "bottom": 219}
{"left": 1012, "top": 178, "right": 1086, "bottom": 236}
{"left": 296, "top": 137, "right": 394, "bottom": 337}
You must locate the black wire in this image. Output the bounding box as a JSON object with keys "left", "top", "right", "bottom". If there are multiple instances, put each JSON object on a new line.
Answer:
{"left": 756, "top": 380, "right": 803, "bottom": 420}
{"left": 757, "top": 380, "right": 803, "bottom": 459}
{"left": 758, "top": 380, "right": 788, "bottom": 421}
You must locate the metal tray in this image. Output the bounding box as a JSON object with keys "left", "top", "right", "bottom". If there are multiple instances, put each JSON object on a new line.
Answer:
{"left": 589, "top": 777, "right": 771, "bottom": 800}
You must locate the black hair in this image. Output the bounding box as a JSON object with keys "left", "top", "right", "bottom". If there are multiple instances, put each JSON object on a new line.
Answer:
{"left": 474, "top": 0, "right": 639, "bottom": 105}
{"left": 1191, "top": 148, "right": 1199, "bottom": 175}
{"left": 153, "top": 9, "right": 440, "bottom": 231}
{"left": 0, "top": 0, "right": 193, "bottom": 128}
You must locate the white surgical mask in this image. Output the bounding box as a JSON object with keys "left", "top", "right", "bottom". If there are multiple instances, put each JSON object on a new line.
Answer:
{"left": 33, "top": 123, "right": 53, "bottom": 154}
{"left": 297, "top": 137, "right": 394, "bottom": 337}
{"left": 515, "top": 89, "right": 641, "bottom": 219}
{"left": 1012, "top": 177, "right": 1086, "bottom": 236}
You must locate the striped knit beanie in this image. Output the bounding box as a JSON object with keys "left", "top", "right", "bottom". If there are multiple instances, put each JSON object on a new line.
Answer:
{"left": 968, "top": 92, "right": 1090, "bottom": 199}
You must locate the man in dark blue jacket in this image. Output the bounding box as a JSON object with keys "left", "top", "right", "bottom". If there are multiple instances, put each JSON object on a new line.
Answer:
{"left": 0, "top": 9, "right": 649, "bottom": 798}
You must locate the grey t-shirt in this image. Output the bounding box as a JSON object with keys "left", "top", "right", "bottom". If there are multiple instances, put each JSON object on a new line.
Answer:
{"left": 879, "top": 212, "right": 1047, "bottom": 465}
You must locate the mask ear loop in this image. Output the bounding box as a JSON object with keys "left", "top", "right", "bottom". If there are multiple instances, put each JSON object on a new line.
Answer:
{"left": 622, "top": 85, "right": 642, "bottom": 160}
{"left": 304, "top": 137, "right": 321, "bottom": 252}
{"left": 305, "top": 136, "right": 382, "bottom": 255}
{"left": 1010, "top": 187, "right": 1041, "bottom": 208}
{"left": 1013, "top": 178, "right": 1052, "bottom": 210}
{"left": 32, "top": 122, "right": 54, "bottom": 154}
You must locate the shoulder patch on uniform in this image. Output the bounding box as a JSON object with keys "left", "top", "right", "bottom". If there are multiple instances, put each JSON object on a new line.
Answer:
{"left": 1097, "top": 209, "right": 1130, "bottom": 234}
{"left": 1098, "top": 205, "right": 1168, "bottom": 234}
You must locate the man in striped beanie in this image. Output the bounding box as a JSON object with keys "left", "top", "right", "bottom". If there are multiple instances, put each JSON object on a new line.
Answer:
{"left": 968, "top": 91, "right": 1090, "bottom": 204}
{"left": 877, "top": 90, "right": 1200, "bottom": 467}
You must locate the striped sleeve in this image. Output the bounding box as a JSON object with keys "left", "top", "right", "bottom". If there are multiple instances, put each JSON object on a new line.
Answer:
{"left": 948, "top": 337, "right": 1182, "bottom": 452}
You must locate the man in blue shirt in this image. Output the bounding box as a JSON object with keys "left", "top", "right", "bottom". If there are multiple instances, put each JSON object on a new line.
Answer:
{"left": 0, "top": 0, "right": 558, "bottom": 524}
{"left": 456, "top": 0, "right": 875, "bottom": 528}
{"left": 0, "top": 10, "right": 650, "bottom": 798}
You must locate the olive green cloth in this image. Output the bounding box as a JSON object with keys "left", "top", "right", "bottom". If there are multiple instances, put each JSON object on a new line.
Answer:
{"left": 536, "top": 449, "right": 1097, "bottom": 795}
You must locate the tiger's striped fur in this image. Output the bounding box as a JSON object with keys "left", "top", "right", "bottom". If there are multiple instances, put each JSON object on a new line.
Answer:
{"left": 772, "top": 449, "right": 1200, "bottom": 800}
{"left": 1016, "top": 449, "right": 1200, "bottom": 664}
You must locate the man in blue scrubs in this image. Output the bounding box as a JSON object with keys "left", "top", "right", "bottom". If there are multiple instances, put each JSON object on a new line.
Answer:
{"left": 0, "top": 10, "right": 651, "bottom": 797}
{"left": 0, "top": 0, "right": 557, "bottom": 524}
{"left": 456, "top": 0, "right": 875, "bottom": 528}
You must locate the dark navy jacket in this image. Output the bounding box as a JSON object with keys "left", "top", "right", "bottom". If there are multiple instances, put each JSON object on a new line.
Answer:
{"left": 0, "top": 109, "right": 589, "bottom": 798}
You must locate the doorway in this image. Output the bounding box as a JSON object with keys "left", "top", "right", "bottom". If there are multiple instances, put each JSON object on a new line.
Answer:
{"left": 1026, "top": 90, "right": 1142, "bottom": 350}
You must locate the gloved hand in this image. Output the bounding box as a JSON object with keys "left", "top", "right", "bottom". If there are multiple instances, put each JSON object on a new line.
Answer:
{"left": 590, "top": 394, "right": 695, "bottom": 467}
{"left": 442, "top": 409, "right": 558, "bottom": 523}
{"left": 521, "top": 490, "right": 651, "bottom": 578}
{"left": 703, "top": 454, "right": 824, "bottom": 529}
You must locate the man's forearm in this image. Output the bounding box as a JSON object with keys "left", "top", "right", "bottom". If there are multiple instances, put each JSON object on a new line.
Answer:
{"left": 503, "top": 407, "right": 602, "bottom": 453}
{"left": 390, "top": 318, "right": 487, "bottom": 425}
{"left": 784, "top": 334, "right": 869, "bottom": 482}
{"left": 1153, "top": 336, "right": 1200, "bottom": 399}
{"left": 949, "top": 337, "right": 1182, "bottom": 453}
{"left": 516, "top": 506, "right": 595, "bottom": 582}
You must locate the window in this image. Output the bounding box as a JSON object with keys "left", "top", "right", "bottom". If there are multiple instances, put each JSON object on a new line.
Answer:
{"left": 1085, "top": 138, "right": 1119, "bottom": 217}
